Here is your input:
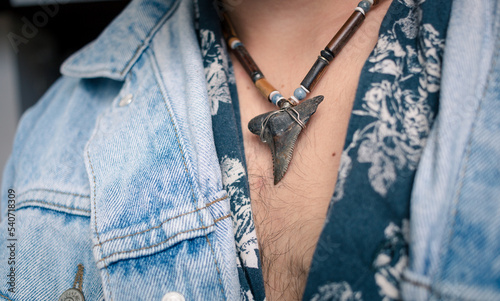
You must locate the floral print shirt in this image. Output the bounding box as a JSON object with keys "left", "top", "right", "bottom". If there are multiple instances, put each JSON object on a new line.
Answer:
{"left": 195, "top": 0, "right": 452, "bottom": 300}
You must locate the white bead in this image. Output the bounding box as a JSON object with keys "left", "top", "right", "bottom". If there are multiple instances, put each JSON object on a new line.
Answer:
{"left": 230, "top": 39, "right": 242, "bottom": 49}
{"left": 269, "top": 90, "right": 280, "bottom": 102}
{"left": 300, "top": 85, "right": 310, "bottom": 94}
{"left": 354, "top": 7, "right": 366, "bottom": 16}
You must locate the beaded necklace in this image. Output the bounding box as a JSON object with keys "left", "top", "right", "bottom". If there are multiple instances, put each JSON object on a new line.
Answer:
{"left": 222, "top": 0, "right": 379, "bottom": 184}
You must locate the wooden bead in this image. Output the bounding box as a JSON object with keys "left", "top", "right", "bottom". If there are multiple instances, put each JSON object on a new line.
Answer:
{"left": 300, "top": 55, "right": 330, "bottom": 91}
{"left": 221, "top": 12, "right": 238, "bottom": 38}
{"left": 326, "top": 11, "right": 365, "bottom": 56}
{"left": 255, "top": 78, "right": 278, "bottom": 100}
{"left": 232, "top": 44, "right": 264, "bottom": 82}
{"left": 222, "top": 13, "right": 264, "bottom": 82}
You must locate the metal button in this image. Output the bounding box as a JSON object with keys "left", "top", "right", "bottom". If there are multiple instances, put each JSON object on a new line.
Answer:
{"left": 119, "top": 94, "right": 133, "bottom": 107}
{"left": 162, "top": 292, "right": 185, "bottom": 301}
{"left": 59, "top": 288, "right": 85, "bottom": 301}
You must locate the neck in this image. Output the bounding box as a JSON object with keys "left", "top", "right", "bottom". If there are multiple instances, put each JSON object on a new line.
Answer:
{"left": 222, "top": 0, "right": 365, "bottom": 96}
{"left": 222, "top": 0, "right": 355, "bottom": 50}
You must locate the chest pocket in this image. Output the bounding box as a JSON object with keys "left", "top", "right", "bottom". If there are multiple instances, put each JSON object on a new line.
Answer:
{"left": 84, "top": 61, "right": 226, "bottom": 269}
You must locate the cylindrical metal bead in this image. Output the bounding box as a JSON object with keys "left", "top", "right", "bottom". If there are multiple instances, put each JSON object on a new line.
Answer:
{"left": 326, "top": 11, "right": 365, "bottom": 56}
{"left": 255, "top": 78, "right": 278, "bottom": 100}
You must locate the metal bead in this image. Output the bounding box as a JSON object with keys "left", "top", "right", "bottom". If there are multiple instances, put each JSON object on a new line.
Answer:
{"left": 277, "top": 97, "right": 290, "bottom": 108}
{"left": 289, "top": 96, "right": 300, "bottom": 106}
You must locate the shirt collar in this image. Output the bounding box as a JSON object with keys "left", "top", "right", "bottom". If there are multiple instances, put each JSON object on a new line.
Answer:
{"left": 60, "top": 0, "right": 181, "bottom": 81}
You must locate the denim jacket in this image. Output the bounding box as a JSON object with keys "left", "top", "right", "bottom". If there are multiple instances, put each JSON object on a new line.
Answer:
{"left": 401, "top": 0, "right": 500, "bottom": 300}
{"left": 1, "top": 0, "right": 499, "bottom": 300}
{"left": 1, "top": 0, "right": 238, "bottom": 299}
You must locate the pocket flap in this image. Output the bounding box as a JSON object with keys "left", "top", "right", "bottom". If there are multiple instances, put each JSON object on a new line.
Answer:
{"left": 93, "top": 191, "right": 229, "bottom": 269}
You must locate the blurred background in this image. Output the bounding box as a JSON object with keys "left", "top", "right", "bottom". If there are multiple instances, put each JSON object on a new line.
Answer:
{"left": 0, "top": 0, "right": 129, "bottom": 186}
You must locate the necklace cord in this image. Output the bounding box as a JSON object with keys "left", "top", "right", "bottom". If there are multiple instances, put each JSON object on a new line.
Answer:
{"left": 221, "top": 0, "right": 377, "bottom": 107}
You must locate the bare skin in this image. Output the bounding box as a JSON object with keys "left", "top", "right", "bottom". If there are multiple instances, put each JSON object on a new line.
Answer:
{"left": 224, "top": 0, "right": 392, "bottom": 299}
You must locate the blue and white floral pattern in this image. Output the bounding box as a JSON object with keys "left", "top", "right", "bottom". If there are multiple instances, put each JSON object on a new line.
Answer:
{"left": 373, "top": 220, "right": 410, "bottom": 301}
{"left": 220, "top": 155, "right": 259, "bottom": 270}
{"left": 305, "top": 0, "right": 452, "bottom": 300}
{"left": 310, "top": 282, "right": 363, "bottom": 301}
{"left": 200, "top": 29, "right": 234, "bottom": 116}
{"left": 335, "top": 1, "right": 446, "bottom": 199}
{"left": 196, "top": 2, "right": 265, "bottom": 300}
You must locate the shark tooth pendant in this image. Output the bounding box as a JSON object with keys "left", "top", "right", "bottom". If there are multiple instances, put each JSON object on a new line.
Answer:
{"left": 222, "top": 0, "right": 375, "bottom": 183}
{"left": 248, "top": 95, "right": 324, "bottom": 184}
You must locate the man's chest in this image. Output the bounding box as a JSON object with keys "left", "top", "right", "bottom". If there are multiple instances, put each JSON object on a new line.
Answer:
{"left": 236, "top": 68, "right": 362, "bottom": 299}
{"left": 241, "top": 92, "right": 354, "bottom": 299}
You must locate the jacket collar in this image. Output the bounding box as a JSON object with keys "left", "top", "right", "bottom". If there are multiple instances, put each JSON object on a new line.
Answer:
{"left": 60, "top": 0, "right": 181, "bottom": 81}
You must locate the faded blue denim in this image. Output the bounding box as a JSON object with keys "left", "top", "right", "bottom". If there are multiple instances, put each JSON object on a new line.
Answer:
{"left": 1, "top": 0, "right": 239, "bottom": 300}
{"left": 401, "top": 0, "right": 500, "bottom": 300}
{"left": 1, "top": 0, "right": 499, "bottom": 300}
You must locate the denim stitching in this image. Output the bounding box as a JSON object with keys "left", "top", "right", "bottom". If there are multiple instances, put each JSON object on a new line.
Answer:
{"left": 151, "top": 49, "right": 226, "bottom": 299}
{"left": 87, "top": 149, "right": 114, "bottom": 301}
{"left": 0, "top": 293, "right": 12, "bottom": 301}
{"left": 16, "top": 200, "right": 91, "bottom": 214}
{"left": 17, "top": 188, "right": 90, "bottom": 199}
{"left": 119, "top": 0, "right": 182, "bottom": 78}
{"left": 96, "top": 214, "right": 231, "bottom": 264}
{"left": 203, "top": 233, "right": 224, "bottom": 293}
{"left": 206, "top": 196, "right": 227, "bottom": 207}
{"left": 94, "top": 195, "right": 228, "bottom": 246}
